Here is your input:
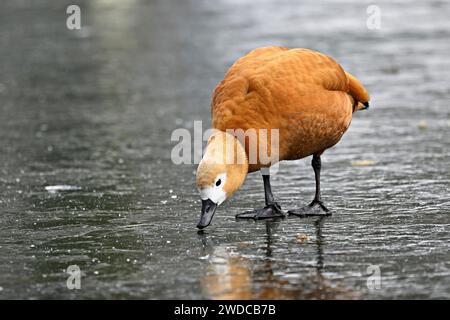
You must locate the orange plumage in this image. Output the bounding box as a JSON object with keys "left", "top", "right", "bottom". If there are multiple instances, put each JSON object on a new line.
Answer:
{"left": 211, "top": 46, "right": 370, "bottom": 172}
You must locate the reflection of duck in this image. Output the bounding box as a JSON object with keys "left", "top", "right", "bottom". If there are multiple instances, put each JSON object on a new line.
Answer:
{"left": 200, "top": 218, "right": 359, "bottom": 299}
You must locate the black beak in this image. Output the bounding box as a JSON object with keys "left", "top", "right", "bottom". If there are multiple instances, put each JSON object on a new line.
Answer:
{"left": 197, "top": 199, "right": 217, "bottom": 229}
{"left": 362, "top": 101, "right": 369, "bottom": 110}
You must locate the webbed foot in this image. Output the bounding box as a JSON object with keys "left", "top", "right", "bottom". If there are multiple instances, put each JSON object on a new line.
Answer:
{"left": 236, "top": 202, "right": 285, "bottom": 220}
{"left": 288, "top": 200, "right": 332, "bottom": 217}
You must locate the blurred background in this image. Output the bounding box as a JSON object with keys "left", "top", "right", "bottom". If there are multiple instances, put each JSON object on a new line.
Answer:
{"left": 0, "top": 0, "right": 449, "bottom": 299}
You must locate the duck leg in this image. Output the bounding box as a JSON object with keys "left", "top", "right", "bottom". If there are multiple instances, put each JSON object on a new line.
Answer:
{"left": 236, "top": 174, "right": 285, "bottom": 219}
{"left": 288, "top": 154, "right": 332, "bottom": 217}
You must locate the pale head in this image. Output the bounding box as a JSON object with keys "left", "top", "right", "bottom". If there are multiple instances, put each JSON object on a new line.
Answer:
{"left": 196, "top": 130, "right": 248, "bottom": 229}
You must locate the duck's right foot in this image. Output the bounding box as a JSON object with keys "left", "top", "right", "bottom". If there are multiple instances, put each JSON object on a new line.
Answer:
{"left": 288, "top": 200, "right": 332, "bottom": 217}
{"left": 236, "top": 202, "right": 285, "bottom": 220}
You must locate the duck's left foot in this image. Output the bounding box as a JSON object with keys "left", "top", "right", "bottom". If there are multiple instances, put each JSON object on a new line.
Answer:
{"left": 236, "top": 202, "right": 285, "bottom": 220}
{"left": 288, "top": 200, "right": 332, "bottom": 217}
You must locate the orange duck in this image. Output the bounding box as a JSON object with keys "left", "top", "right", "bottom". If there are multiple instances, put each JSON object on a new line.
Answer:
{"left": 196, "top": 46, "right": 370, "bottom": 229}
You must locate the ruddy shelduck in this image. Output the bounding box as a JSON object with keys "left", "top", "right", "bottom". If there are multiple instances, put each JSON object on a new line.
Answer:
{"left": 196, "top": 46, "right": 370, "bottom": 229}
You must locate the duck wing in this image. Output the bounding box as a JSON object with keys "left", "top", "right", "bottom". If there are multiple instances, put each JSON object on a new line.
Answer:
{"left": 212, "top": 47, "right": 369, "bottom": 128}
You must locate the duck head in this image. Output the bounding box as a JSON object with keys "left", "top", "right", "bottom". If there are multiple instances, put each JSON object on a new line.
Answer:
{"left": 196, "top": 130, "right": 248, "bottom": 229}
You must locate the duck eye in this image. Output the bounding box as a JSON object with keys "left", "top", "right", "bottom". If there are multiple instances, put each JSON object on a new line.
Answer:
{"left": 215, "top": 179, "right": 221, "bottom": 187}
